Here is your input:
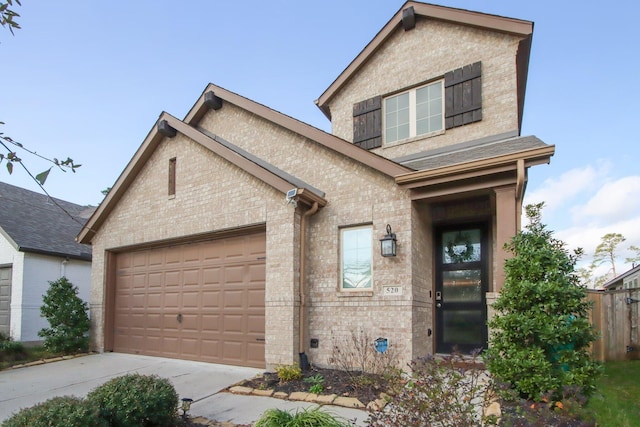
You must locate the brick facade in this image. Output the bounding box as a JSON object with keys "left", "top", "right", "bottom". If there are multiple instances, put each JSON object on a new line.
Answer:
{"left": 84, "top": 2, "right": 547, "bottom": 370}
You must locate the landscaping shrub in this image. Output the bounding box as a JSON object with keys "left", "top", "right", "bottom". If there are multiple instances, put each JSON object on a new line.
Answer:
{"left": 275, "top": 363, "right": 302, "bottom": 382}
{"left": 367, "top": 350, "right": 491, "bottom": 427}
{"left": 485, "top": 203, "right": 601, "bottom": 401}
{"left": 329, "top": 329, "right": 400, "bottom": 388}
{"left": 1, "top": 396, "right": 107, "bottom": 427}
{"left": 0, "top": 334, "right": 27, "bottom": 363}
{"left": 86, "top": 373, "right": 180, "bottom": 427}
{"left": 38, "top": 277, "right": 90, "bottom": 354}
{"left": 254, "top": 407, "right": 354, "bottom": 427}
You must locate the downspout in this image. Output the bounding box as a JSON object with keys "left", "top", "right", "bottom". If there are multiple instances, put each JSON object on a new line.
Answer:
{"left": 299, "top": 201, "right": 319, "bottom": 371}
{"left": 515, "top": 159, "right": 525, "bottom": 230}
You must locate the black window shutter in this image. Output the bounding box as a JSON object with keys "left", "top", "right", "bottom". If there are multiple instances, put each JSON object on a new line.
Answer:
{"left": 353, "top": 96, "right": 382, "bottom": 149}
{"left": 445, "top": 62, "right": 482, "bottom": 129}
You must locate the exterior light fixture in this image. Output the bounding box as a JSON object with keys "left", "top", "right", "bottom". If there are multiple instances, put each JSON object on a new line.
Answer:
{"left": 181, "top": 398, "right": 193, "bottom": 420}
{"left": 380, "top": 224, "right": 397, "bottom": 257}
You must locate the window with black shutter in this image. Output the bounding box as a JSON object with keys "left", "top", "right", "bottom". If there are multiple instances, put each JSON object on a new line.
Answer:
{"left": 352, "top": 96, "right": 382, "bottom": 149}
{"left": 445, "top": 62, "right": 482, "bottom": 129}
{"left": 351, "top": 61, "right": 482, "bottom": 149}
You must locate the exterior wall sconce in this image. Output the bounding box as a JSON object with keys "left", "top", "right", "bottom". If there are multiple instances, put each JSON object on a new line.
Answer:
{"left": 380, "top": 224, "right": 397, "bottom": 257}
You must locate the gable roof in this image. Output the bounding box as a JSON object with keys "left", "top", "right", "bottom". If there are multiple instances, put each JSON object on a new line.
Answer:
{"left": 315, "top": 1, "right": 534, "bottom": 127}
{"left": 0, "top": 181, "right": 92, "bottom": 260}
{"left": 78, "top": 110, "right": 329, "bottom": 244}
{"left": 184, "top": 84, "right": 412, "bottom": 178}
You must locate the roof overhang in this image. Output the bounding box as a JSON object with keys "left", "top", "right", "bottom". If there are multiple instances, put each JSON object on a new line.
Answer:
{"left": 77, "top": 111, "right": 328, "bottom": 244}
{"left": 315, "top": 1, "right": 534, "bottom": 120}
{"left": 185, "top": 84, "right": 412, "bottom": 178}
{"left": 396, "top": 145, "right": 554, "bottom": 201}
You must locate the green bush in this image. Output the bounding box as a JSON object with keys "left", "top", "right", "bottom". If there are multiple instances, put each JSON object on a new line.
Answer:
{"left": 485, "top": 203, "right": 601, "bottom": 401}
{"left": 0, "top": 336, "right": 27, "bottom": 363}
{"left": 86, "top": 374, "right": 180, "bottom": 427}
{"left": 1, "top": 396, "right": 107, "bottom": 427}
{"left": 254, "top": 407, "right": 353, "bottom": 427}
{"left": 38, "top": 277, "right": 90, "bottom": 354}
{"left": 275, "top": 364, "right": 302, "bottom": 382}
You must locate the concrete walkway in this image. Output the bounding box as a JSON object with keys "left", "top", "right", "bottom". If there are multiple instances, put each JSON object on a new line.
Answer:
{"left": 0, "top": 353, "right": 369, "bottom": 425}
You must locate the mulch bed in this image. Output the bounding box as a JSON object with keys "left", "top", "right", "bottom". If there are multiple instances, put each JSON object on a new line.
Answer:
{"left": 235, "top": 366, "right": 390, "bottom": 406}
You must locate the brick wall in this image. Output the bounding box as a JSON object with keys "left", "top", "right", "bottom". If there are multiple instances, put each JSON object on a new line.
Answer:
{"left": 327, "top": 17, "right": 524, "bottom": 159}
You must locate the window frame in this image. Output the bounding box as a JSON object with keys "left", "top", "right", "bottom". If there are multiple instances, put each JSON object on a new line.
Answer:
{"left": 340, "top": 224, "right": 374, "bottom": 292}
{"left": 383, "top": 80, "right": 444, "bottom": 145}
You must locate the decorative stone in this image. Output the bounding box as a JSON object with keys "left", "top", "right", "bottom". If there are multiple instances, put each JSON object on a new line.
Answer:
{"left": 273, "top": 392, "right": 288, "bottom": 399}
{"left": 367, "top": 397, "right": 388, "bottom": 411}
{"left": 289, "top": 391, "right": 310, "bottom": 401}
{"left": 252, "top": 389, "right": 274, "bottom": 397}
{"left": 304, "top": 393, "right": 319, "bottom": 402}
{"left": 314, "top": 394, "right": 337, "bottom": 404}
{"left": 228, "top": 386, "right": 253, "bottom": 395}
{"left": 485, "top": 401, "right": 501, "bottom": 418}
{"left": 333, "top": 396, "right": 365, "bottom": 408}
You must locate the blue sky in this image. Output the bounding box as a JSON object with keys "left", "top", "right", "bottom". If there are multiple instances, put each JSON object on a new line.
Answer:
{"left": 1, "top": 1, "right": 639, "bottom": 277}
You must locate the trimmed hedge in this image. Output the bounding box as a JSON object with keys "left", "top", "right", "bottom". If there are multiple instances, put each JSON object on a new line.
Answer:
{"left": 1, "top": 396, "right": 107, "bottom": 427}
{"left": 87, "top": 373, "right": 180, "bottom": 427}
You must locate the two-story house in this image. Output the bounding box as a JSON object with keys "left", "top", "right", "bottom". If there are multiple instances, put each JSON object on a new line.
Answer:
{"left": 78, "top": 2, "right": 554, "bottom": 369}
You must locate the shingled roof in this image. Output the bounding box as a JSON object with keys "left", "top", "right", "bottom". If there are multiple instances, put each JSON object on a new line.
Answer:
{"left": 0, "top": 181, "right": 93, "bottom": 260}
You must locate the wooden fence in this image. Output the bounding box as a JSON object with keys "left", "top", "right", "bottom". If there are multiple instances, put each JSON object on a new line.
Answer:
{"left": 587, "top": 288, "right": 640, "bottom": 361}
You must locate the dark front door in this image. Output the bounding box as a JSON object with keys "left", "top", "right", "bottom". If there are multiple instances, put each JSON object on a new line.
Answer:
{"left": 435, "top": 224, "right": 488, "bottom": 353}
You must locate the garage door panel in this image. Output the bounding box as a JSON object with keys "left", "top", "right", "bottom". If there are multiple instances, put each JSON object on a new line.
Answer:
{"left": 148, "top": 272, "right": 163, "bottom": 289}
{"left": 183, "top": 269, "right": 200, "bottom": 286}
{"left": 113, "top": 232, "right": 265, "bottom": 368}
{"left": 224, "top": 290, "right": 244, "bottom": 308}
{"left": 164, "top": 270, "right": 180, "bottom": 286}
{"left": 202, "top": 290, "right": 220, "bottom": 307}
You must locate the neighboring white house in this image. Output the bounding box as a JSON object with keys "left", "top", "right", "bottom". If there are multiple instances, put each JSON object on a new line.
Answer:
{"left": 603, "top": 264, "right": 640, "bottom": 291}
{"left": 0, "top": 181, "right": 93, "bottom": 342}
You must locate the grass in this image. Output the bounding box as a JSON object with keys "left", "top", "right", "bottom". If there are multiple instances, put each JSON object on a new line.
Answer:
{"left": 588, "top": 360, "right": 640, "bottom": 426}
{"left": 0, "top": 343, "right": 63, "bottom": 370}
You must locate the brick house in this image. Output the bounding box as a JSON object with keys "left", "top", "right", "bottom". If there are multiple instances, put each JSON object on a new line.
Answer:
{"left": 78, "top": 2, "right": 554, "bottom": 369}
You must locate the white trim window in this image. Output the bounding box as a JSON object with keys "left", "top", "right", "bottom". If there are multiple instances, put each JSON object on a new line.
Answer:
{"left": 341, "top": 225, "right": 373, "bottom": 290}
{"left": 384, "top": 80, "right": 443, "bottom": 144}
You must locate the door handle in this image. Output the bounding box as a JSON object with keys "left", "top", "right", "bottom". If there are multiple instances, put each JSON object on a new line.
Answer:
{"left": 177, "top": 313, "right": 182, "bottom": 323}
{"left": 436, "top": 303, "right": 442, "bottom": 308}
{"left": 256, "top": 337, "right": 265, "bottom": 342}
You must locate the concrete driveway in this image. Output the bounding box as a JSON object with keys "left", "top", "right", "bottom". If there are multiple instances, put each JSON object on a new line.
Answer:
{"left": 0, "top": 353, "right": 369, "bottom": 425}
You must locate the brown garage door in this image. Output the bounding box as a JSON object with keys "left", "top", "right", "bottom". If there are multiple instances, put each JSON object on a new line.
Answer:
{"left": 113, "top": 232, "right": 266, "bottom": 368}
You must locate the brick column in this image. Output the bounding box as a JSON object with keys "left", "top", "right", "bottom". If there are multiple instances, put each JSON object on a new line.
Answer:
{"left": 493, "top": 185, "right": 518, "bottom": 293}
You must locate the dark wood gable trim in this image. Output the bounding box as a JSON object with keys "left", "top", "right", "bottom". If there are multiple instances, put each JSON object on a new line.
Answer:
{"left": 353, "top": 96, "right": 382, "bottom": 149}
{"left": 445, "top": 61, "right": 482, "bottom": 129}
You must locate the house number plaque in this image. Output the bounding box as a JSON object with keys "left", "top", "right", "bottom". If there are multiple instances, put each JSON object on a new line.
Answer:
{"left": 383, "top": 286, "right": 402, "bottom": 295}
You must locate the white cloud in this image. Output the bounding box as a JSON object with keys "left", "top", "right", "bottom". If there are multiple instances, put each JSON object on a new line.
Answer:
{"left": 571, "top": 176, "right": 640, "bottom": 224}
{"left": 524, "top": 163, "right": 640, "bottom": 280}
{"left": 524, "top": 161, "right": 611, "bottom": 214}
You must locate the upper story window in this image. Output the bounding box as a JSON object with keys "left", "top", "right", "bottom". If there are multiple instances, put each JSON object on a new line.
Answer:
{"left": 352, "top": 61, "right": 481, "bottom": 151}
{"left": 384, "top": 81, "right": 443, "bottom": 144}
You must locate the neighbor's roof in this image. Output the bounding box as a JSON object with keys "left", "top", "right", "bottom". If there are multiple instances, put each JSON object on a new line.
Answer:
{"left": 603, "top": 264, "right": 640, "bottom": 289}
{"left": 0, "top": 181, "right": 93, "bottom": 260}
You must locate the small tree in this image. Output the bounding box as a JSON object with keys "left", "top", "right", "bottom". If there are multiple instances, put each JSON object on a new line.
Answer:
{"left": 485, "top": 203, "right": 600, "bottom": 401}
{"left": 38, "top": 277, "right": 90, "bottom": 354}
{"left": 591, "top": 232, "right": 626, "bottom": 278}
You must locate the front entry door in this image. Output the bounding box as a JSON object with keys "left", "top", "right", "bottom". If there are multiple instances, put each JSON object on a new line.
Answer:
{"left": 435, "top": 225, "right": 488, "bottom": 353}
